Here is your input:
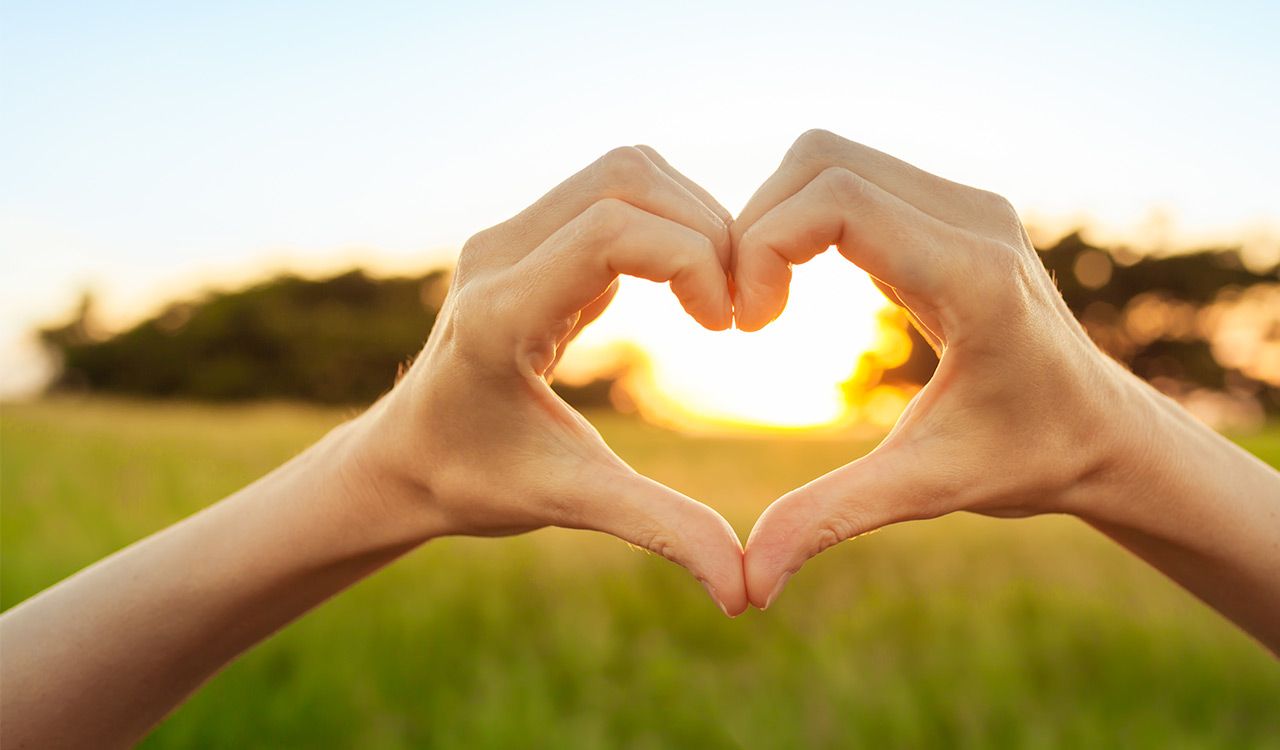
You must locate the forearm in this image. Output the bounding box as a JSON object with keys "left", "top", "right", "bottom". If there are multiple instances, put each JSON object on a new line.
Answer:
{"left": 1077, "top": 369, "right": 1280, "bottom": 653}
{"left": 0, "top": 405, "right": 430, "bottom": 748}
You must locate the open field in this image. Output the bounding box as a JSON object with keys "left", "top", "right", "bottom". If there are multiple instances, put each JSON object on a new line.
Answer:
{"left": 3, "top": 398, "right": 1278, "bottom": 748}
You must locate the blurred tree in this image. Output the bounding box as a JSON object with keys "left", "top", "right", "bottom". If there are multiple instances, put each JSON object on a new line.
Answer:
{"left": 42, "top": 270, "right": 443, "bottom": 403}
{"left": 39, "top": 269, "right": 621, "bottom": 409}
{"left": 878, "top": 232, "right": 1280, "bottom": 415}
{"left": 37, "top": 236, "right": 1280, "bottom": 418}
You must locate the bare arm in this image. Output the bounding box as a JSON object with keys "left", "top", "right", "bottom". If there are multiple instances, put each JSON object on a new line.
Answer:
{"left": 0, "top": 146, "right": 749, "bottom": 749}
{"left": 733, "top": 129, "right": 1280, "bottom": 653}
{"left": 1081, "top": 365, "right": 1280, "bottom": 650}
{"left": 0, "top": 404, "right": 424, "bottom": 747}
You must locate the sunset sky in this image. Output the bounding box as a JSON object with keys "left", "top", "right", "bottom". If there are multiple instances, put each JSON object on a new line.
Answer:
{"left": 3, "top": 1, "right": 1278, "bottom": 425}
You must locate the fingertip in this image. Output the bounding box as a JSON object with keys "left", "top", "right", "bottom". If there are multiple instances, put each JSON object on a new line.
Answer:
{"left": 732, "top": 302, "right": 775, "bottom": 333}
{"left": 729, "top": 271, "right": 788, "bottom": 333}
{"left": 691, "top": 275, "right": 733, "bottom": 331}
{"left": 615, "top": 476, "right": 747, "bottom": 618}
{"left": 744, "top": 545, "right": 789, "bottom": 609}
{"left": 729, "top": 289, "right": 756, "bottom": 332}
{"left": 704, "top": 518, "right": 749, "bottom": 617}
{"left": 743, "top": 487, "right": 823, "bottom": 608}
{"left": 762, "top": 570, "right": 794, "bottom": 610}
{"left": 691, "top": 300, "right": 732, "bottom": 332}
{"left": 701, "top": 579, "right": 748, "bottom": 618}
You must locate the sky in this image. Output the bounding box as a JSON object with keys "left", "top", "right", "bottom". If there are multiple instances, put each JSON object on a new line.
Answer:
{"left": 3, "top": 1, "right": 1278, "bottom": 423}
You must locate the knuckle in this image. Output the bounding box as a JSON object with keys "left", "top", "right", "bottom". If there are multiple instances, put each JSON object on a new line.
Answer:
{"left": 456, "top": 227, "right": 502, "bottom": 279}
{"left": 635, "top": 526, "right": 679, "bottom": 563}
{"left": 813, "top": 504, "right": 876, "bottom": 555}
{"left": 459, "top": 226, "right": 496, "bottom": 261}
{"left": 579, "top": 198, "right": 633, "bottom": 241}
{"left": 963, "top": 237, "right": 1037, "bottom": 312}
{"left": 790, "top": 128, "right": 846, "bottom": 164}
{"left": 980, "top": 238, "right": 1030, "bottom": 281}
{"left": 441, "top": 278, "right": 521, "bottom": 367}
{"left": 814, "top": 519, "right": 849, "bottom": 555}
{"left": 816, "top": 165, "right": 866, "bottom": 203}
{"left": 690, "top": 232, "right": 719, "bottom": 267}
{"left": 976, "top": 189, "right": 1016, "bottom": 217}
{"left": 672, "top": 235, "right": 720, "bottom": 298}
{"left": 595, "top": 145, "right": 654, "bottom": 192}
{"left": 451, "top": 278, "right": 507, "bottom": 330}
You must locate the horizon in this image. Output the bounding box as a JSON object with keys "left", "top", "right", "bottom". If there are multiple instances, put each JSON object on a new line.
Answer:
{"left": 4, "top": 1, "right": 1279, "bottom": 423}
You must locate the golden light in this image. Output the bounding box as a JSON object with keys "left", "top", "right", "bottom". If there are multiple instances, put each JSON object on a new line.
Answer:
{"left": 560, "top": 251, "right": 910, "bottom": 431}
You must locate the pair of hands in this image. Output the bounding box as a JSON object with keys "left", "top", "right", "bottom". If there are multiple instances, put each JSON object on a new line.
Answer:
{"left": 9, "top": 129, "right": 1276, "bottom": 750}
{"left": 360, "top": 130, "right": 1133, "bottom": 616}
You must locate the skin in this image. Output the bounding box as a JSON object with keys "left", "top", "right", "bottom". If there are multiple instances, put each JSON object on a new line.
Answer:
{"left": 0, "top": 146, "right": 748, "bottom": 749}
{"left": 733, "top": 129, "right": 1280, "bottom": 655}
{"left": 3, "top": 132, "right": 1278, "bottom": 747}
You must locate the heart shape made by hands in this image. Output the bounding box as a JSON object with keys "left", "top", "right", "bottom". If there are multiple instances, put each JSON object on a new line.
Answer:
{"left": 398, "top": 131, "right": 1100, "bottom": 617}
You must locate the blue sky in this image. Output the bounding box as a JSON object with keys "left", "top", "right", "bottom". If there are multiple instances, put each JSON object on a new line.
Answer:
{"left": 3, "top": 0, "right": 1278, "bottom": 397}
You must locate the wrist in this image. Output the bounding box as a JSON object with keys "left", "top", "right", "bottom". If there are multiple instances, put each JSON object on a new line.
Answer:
{"left": 325, "top": 391, "right": 450, "bottom": 548}
{"left": 1058, "top": 357, "right": 1208, "bottom": 529}
{"left": 1048, "top": 355, "right": 1168, "bottom": 523}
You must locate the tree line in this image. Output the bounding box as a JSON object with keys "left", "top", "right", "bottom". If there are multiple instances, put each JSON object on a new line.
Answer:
{"left": 40, "top": 233, "right": 1280, "bottom": 415}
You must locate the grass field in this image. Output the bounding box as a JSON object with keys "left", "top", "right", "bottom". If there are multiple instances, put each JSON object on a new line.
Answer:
{"left": 2, "top": 398, "right": 1278, "bottom": 748}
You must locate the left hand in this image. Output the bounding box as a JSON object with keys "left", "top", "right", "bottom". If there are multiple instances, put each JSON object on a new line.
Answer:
{"left": 358, "top": 145, "right": 750, "bottom": 616}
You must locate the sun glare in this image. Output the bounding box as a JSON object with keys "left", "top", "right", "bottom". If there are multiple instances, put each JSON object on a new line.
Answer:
{"left": 560, "top": 252, "right": 905, "bottom": 432}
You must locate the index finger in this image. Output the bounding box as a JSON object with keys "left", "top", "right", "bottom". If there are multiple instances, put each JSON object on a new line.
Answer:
{"left": 733, "top": 167, "right": 963, "bottom": 332}
{"left": 732, "top": 129, "right": 1009, "bottom": 245}
{"left": 472, "top": 146, "right": 732, "bottom": 271}
{"left": 634, "top": 145, "right": 733, "bottom": 225}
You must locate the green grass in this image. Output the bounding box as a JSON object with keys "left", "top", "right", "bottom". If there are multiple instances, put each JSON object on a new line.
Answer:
{"left": 2, "top": 398, "right": 1278, "bottom": 749}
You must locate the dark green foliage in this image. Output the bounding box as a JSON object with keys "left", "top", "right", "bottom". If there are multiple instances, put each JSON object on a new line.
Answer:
{"left": 1041, "top": 232, "right": 1273, "bottom": 307}
{"left": 885, "top": 234, "right": 1280, "bottom": 412}
{"left": 37, "top": 235, "right": 1280, "bottom": 413}
{"left": 42, "top": 270, "right": 445, "bottom": 404}
{"left": 39, "top": 268, "right": 621, "bottom": 410}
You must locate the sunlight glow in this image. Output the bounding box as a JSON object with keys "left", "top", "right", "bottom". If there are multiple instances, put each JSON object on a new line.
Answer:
{"left": 560, "top": 252, "right": 902, "bottom": 431}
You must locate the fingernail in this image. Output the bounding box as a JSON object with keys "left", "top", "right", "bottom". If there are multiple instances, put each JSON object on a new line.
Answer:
{"left": 763, "top": 571, "right": 794, "bottom": 610}
{"left": 700, "top": 580, "right": 732, "bottom": 618}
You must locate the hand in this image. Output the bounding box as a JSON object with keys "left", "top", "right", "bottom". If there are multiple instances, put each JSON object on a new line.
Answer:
{"left": 362, "top": 146, "right": 749, "bottom": 616}
{"left": 732, "top": 129, "right": 1149, "bottom": 608}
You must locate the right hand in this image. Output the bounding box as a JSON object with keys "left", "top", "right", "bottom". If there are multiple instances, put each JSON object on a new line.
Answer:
{"left": 355, "top": 146, "right": 749, "bottom": 616}
{"left": 732, "top": 129, "right": 1140, "bottom": 608}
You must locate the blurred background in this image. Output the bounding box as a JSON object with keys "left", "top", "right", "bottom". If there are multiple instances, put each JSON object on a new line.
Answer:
{"left": 3, "top": 1, "right": 1278, "bottom": 747}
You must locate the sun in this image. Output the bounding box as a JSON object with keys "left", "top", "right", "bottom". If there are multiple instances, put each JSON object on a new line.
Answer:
{"left": 558, "top": 252, "right": 909, "bottom": 432}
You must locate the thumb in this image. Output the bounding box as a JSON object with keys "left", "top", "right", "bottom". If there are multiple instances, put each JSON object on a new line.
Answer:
{"left": 744, "top": 449, "right": 924, "bottom": 609}
{"left": 573, "top": 469, "right": 748, "bottom": 617}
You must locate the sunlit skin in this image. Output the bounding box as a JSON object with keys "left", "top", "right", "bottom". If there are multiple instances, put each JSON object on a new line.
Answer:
{"left": 3, "top": 135, "right": 1280, "bottom": 750}
{"left": 732, "top": 130, "right": 1280, "bottom": 654}
{"left": 0, "top": 146, "right": 748, "bottom": 749}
